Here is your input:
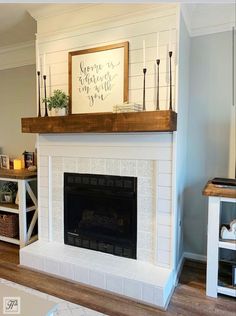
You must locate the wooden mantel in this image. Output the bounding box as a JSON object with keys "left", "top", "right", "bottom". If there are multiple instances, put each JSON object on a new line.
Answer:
{"left": 21, "top": 110, "right": 177, "bottom": 134}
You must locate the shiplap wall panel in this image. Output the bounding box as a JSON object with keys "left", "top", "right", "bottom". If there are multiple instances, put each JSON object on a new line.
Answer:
{"left": 130, "top": 57, "right": 176, "bottom": 76}
{"left": 40, "top": 30, "right": 177, "bottom": 65}
{"left": 38, "top": 7, "right": 177, "bottom": 51}
{"left": 38, "top": 7, "right": 177, "bottom": 112}
{"left": 46, "top": 54, "right": 176, "bottom": 80}
{"left": 37, "top": 4, "right": 176, "bottom": 36}
{"left": 130, "top": 74, "right": 176, "bottom": 90}
{"left": 48, "top": 72, "right": 176, "bottom": 90}
{"left": 40, "top": 31, "right": 176, "bottom": 65}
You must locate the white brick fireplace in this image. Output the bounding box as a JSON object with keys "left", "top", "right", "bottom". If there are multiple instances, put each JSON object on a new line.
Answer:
{"left": 20, "top": 132, "right": 176, "bottom": 308}
{"left": 18, "top": 3, "right": 186, "bottom": 309}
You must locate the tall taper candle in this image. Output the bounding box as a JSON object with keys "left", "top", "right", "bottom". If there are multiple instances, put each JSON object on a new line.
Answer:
{"left": 35, "top": 39, "right": 40, "bottom": 72}
{"left": 43, "top": 75, "right": 48, "bottom": 117}
{"left": 156, "top": 59, "right": 160, "bottom": 110}
{"left": 142, "top": 68, "right": 147, "bottom": 111}
{"left": 143, "top": 40, "right": 146, "bottom": 68}
{"left": 169, "top": 51, "right": 173, "bottom": 111}
{"left": 37, "top": 71, "right": 41, "bottom": 117}
{"left": 156, "top": 32, "right": 160, "bottom": 58}
{"left": 168, "top": 27, "right": 172, "bottom": 52}
{"left": 43, "top": 53, "right": 46, "bottom": 76}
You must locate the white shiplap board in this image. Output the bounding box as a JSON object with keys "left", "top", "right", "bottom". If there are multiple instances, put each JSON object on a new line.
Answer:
{"left": 37, "top": 7, "right": 177, "bottom": 113}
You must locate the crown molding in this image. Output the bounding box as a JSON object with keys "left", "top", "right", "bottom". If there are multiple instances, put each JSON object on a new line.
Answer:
{"left": 27, "top": 3, "right": 94, "bottom": 21}
{"left": 180, "top": 4, "right": 196, "bottom": 36}
{"left": 0, "top": 59, "right": 35, "bottom": 71}
{"left": 0, "top": 40, "right": 35, "bottom": 71}
{"left": 0, "top": 40, "right": 34, "bottom": 55}
{"left": 181, "top": 3, "right": 235, "bottom": 37}
{"left": 191, "top": 23, "right": 235, "bottom": 37}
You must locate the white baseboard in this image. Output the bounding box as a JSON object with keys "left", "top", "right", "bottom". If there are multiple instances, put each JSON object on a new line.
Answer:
{"left": 184, "top": 251, "right": 207, "bottom": 262}
{"left": 165, "top": 251, "right": 206, "bottom": 290}
{"left": 172, "top": 252, "right": 206, "bottom": 287}
{"left": 173, "top": 253, "right": 185, "bottom": 286}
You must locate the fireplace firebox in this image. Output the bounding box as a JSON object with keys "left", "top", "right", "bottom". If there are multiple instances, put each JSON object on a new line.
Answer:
{"left": 64, "top": 173, "right": 137, "bottom": 259}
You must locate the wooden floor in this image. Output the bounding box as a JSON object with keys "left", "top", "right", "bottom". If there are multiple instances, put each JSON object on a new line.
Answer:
{"left": 0, "top": 242, "right": 235, "bottom": 316}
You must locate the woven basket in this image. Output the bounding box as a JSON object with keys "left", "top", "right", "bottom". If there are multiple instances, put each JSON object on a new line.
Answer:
{"left": 0, "top": 213, "right": 19, "bottom": 238}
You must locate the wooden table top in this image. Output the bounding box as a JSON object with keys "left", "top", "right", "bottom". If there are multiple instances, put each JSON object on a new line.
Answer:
{"left": 0, "top": 168, "right": 37, "bottom": 180}
{"left": 203, "top": 181, "right": 236, "bottom": 199}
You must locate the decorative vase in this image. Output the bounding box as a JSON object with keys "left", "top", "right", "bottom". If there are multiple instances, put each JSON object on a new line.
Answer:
{"left": 49, "top": 108, "right": 67, "bottom": 117}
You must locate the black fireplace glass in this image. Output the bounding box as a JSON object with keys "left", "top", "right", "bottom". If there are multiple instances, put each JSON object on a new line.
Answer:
{"left": 64, "top": 173, "right": 137, "bottom": 259}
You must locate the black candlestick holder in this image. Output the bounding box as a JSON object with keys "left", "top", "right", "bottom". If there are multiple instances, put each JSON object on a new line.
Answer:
{"left": 169, "top": 51, "right": 173, "bottom": 111}
{"left": 37, "top": 71, "right": 41, "bottom": 117}
{"left": 43, "top": 75, "right": 48, "bottom": 117}
{"left": 156, "top": 59, "right": 160, "bottom": 110}
{"left": 142, "top": 68, "right": 147, "bottom": 111}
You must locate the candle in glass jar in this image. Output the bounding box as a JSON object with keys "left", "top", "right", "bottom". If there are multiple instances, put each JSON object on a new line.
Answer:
{"left": 13, "top": 159, "right": 22, "bottom": 170}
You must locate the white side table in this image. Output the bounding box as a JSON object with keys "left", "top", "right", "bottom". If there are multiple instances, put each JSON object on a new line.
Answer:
{"left": 0, "top": 169, "right": 38, "bottom": 248}
{"left": 203, "top": 181, "right": 236, "bottom": 298}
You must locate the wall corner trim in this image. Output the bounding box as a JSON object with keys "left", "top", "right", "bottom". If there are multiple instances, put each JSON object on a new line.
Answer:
{"left": 180, "top": 3, "right": 235, "bottom": 38}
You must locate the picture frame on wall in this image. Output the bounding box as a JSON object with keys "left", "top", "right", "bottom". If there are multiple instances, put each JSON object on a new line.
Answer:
{"left": 68, "top": 42, "right": 129, "bottom": 114}
{"left": 0, "top": 155, "right": 10, "bottom": 169}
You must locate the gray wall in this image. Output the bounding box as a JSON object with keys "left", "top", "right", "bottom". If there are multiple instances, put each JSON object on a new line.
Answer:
{"left": 184, "top": 31, "right": 232, "bottom": 256}
{"left": 174, "top": 13, "right": 190, "bottom": 269}
{"left": 0, "top": 65, "right": 36, "bottom": 157}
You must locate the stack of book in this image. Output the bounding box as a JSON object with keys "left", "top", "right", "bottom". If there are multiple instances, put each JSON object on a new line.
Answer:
{"left": 113, "top": 102, "right": 143, "bottom": 113}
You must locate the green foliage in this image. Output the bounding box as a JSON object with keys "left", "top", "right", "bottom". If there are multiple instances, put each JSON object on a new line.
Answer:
{"left": 43, "top": 89, "right": 69, "bottom": 110}
{"left": 0, "top": 182, "right": 17, "bottom": 193}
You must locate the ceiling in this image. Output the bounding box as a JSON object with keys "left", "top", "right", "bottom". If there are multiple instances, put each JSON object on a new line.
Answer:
{"left": 0, "top": 4, "right": 40, "bottom": 47}
{"left": 0, "top": 3, "right": 94, "bottom": 47}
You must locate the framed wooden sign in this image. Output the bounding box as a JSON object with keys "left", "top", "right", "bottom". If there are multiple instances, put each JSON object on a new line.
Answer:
{"left": 68, "top": 42, "right": 129, "bottom": 114}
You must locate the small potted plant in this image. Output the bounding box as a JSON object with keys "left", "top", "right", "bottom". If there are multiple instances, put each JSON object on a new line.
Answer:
{"left": 43, "top": 89, "right": 69, "bottom": 116}
{"left": 0, "top": 182, "right": 17, "bottom": 204}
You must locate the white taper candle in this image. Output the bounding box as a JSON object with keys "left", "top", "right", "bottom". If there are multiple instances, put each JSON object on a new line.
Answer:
{"left": 156, "top": 32, "right": 160, "bottom": 58}
{"left": 43, "top": 53, "right": 46, "bottom": 76}
{"left": 35, "top": 39, "right": 40, "bottom": 72}
{"left": 169, "top": 27, "right": 172, "bottom": 52}
{"left": 143, "top": 40, "right": 146, "bottom": 68}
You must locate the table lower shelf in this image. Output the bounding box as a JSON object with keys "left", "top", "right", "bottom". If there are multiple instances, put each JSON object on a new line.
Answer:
{"left": 0, "top": 234, "right": 38, "bottom": 246}
{"left": 0, "top": 203, "right": 19, "bottom": 214}
{"left": 219, "top": 240, "right": 236, "bottom": 251}
{"left": 0, "top": 235, "right": 19, "bottom": 245}
{"left": 218, "top": 285, "right": 236, "bottom": 297}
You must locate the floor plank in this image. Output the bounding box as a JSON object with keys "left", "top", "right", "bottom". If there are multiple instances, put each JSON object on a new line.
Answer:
{"left": 0, "top": 241, "right": 19, "bottom": 265}
{"left": 0, "top": 242, "right": 235, "bottom": 316}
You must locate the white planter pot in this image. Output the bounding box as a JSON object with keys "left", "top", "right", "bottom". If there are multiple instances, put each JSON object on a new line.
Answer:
{"left": 49, "top": 108, "right": 67, "bottom": 116}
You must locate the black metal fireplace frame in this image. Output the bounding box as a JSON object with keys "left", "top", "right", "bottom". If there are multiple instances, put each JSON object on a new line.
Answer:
{"left": 64, "top": 173, "right": 137, "bottom": 259}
